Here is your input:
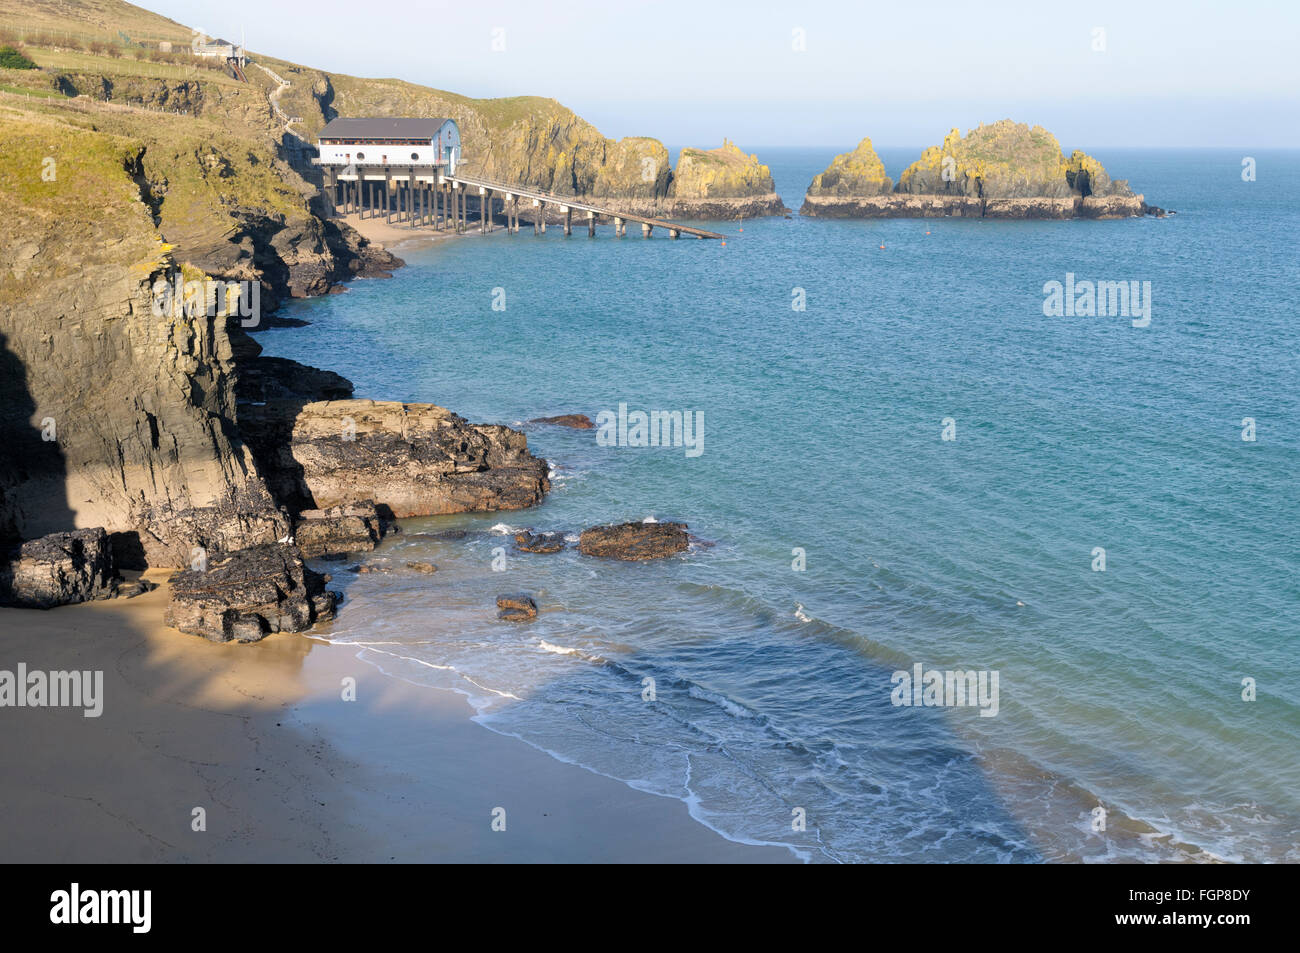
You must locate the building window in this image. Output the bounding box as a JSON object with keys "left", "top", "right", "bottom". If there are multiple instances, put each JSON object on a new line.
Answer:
{"left": 411, "top": 152, "right": 419, "bottom": 161}
{"left": 356, "top": 152, "right": 366, "bottom": 160}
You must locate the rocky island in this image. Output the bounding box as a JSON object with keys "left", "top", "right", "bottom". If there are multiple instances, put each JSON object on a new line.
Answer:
{"left": 801, "top": 121, "right": 1164, "bottom": 219}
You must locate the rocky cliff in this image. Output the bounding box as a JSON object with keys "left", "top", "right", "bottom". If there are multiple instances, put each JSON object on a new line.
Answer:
{"left": 0, "top": 111, "right": 286, "bottom": 567}
{"left": 801, "top": 120, "right": 1156, "bottom": 219}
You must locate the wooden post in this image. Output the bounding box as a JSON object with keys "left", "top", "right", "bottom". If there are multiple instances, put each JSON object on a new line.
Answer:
{"left": 384, "top": 173, "right": 391, "bottom": 224}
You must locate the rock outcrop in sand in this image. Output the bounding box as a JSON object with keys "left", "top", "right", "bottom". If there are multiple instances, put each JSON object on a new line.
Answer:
{"left": 0, "top": 528, "right": 118, "bottom": 609}
{"left": 801, "top": 120, "right": 1155, "bottom": 219}
{"left": 163, "top": 542, "right": 338, "bottom": 642}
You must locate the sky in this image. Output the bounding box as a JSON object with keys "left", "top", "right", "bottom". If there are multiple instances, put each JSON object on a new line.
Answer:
{"left": 147, "top": 0, "right": 1300, "bottom": 149}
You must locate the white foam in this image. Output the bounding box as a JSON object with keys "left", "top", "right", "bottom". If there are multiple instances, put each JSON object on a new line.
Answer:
{"left": 537, "top": 640, "right": 580, "bottom": 656}
{"left": 688, "top": 684, "right": 755, "bottom": 719}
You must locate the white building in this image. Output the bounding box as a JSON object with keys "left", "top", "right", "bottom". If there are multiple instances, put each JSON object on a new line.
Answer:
{"left": 317, "top": 117, "right": 460, "bottom": 174}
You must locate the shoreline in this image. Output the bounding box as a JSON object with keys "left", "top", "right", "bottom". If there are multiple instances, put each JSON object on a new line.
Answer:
{"left": 0, "top": 572, "right": 796, "bottom": 862}
{"left": 333, "top": 210, "right": 471, "bottom": 256}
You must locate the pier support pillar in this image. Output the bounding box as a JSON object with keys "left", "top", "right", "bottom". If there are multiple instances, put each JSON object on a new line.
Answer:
{"left": 614, "top": 217, "right": 624, "bottom": 237}
{"left": 480, "top": 187, "right": 488, "bottom": 234}
{"left": 564, "top": 206, "right": 572, "bottom": 236}
{"left": 587, "top": 210, "right": 595, "bottom": 237}
{"left": 670, "top": 228, "right": 680, "bottom": 239}
{"left": 642, "top": 222, "right": 652, "bottom": 238}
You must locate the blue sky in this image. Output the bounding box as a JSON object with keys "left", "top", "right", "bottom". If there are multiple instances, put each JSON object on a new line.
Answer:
{"left": 150, "top": 0, "right": 1300, "bottom": 148}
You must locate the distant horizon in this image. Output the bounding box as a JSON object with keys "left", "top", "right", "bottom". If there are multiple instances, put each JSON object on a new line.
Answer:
{"left": 142, "top": 0, "right": 1300, "bottom": 149}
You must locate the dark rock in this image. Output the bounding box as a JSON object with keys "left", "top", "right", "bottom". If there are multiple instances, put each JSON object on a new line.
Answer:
{"left": 514, "top": 530, "right": 566, "bottom": 554}
{"left": 294, "top": 500, "right": 385, "bottom": 558}
{"left": 163, "top": 543, "right": 337, "bottom": 642}
{"left": 113, "top": 576, "right": 158, "bottom": 599}
{"left": 529, "top": 414, "right": 595, "bottom": 430}
{"left": 409, "top": 529, "right": 468, "bottom": 541}
{"left": 496, "top": 592, "right": 538, "bottom": 621}
{"left": 0, "top": 528, "right": 118, "bottom": 609}
{"left": 578, "top": 521, "right": 690, "bottom": 560}
{"left": 406, "top": 561, "right": 437, "bottom": 574}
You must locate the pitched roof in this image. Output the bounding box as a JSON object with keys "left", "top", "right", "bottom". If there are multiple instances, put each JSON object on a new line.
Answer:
{"left": 318, "top": 117, "right": 455, "bottom": 140}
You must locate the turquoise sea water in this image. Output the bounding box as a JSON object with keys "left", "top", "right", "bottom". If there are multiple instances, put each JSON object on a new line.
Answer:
{"left": 263, "top": 148, "right": 1300, "bottom": 862}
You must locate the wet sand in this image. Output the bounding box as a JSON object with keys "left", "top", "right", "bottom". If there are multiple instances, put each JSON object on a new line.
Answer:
{"left": 0, "top": 575, "right": 795, "bottom": 863}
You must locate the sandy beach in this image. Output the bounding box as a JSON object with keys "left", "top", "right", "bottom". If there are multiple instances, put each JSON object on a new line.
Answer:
{"left": 0, "top": 576, "right": 795, "bottom": 863}
{"left": 336, "top": 210, "right": 485, "bottom": 255}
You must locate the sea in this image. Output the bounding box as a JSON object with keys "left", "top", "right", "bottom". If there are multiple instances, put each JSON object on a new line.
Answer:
{"left": 258, "top": 147, "right": 1300, "bottom": 863}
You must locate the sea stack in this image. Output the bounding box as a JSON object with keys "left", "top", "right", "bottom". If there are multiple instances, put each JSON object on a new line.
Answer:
{"left": 800, "top": 120, "right": 1154, "bottom": 219}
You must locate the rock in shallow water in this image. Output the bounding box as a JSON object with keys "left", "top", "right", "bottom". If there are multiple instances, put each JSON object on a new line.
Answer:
{"left": 514, "top": 530, "right": 566, "bottom": 554}
{"left": 528, "top": 414, "right": 594, "bottom": 430}
{"left": 577, "top": 521, "right": 689, "bottom": 560}
{"left": 0, "top": 528, "right": 118, "bottom": 609}
{"left": 164, "top": 543, "right": 338, "bottom": 642}
{"left": 496, "top": 592, "right": 538, "bottom": 622}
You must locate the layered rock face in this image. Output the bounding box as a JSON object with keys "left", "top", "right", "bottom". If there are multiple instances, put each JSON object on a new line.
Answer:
{"left": 163, "top": 543, "right": 338, "bottom": 642}
{"left": 293, "top": 501, "right": 387, "bottom": 558}
{"left": 801, "top": 120, "right": 1151, "bottom": 219}
{"left": 239, "top": 399, "right": 550, "bottom": 518}
{"left": 0, "top": 528, "right": 117, "bottom": 609}
{"left": 0, "top": 117, "right": 286, "bottom": 569}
